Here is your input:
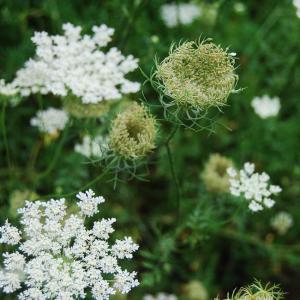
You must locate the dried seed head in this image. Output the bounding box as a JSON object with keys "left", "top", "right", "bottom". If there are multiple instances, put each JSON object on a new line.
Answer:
{"left": 156, "top": 40, "right": 238, "bottom": 110}
{"left": 202, "top": 153, "right": 234, "bottom": 193}
{"left": 109, "top": 103, "right": 156, "bottom": 159}
{"left": 63, "top": 96, "right": 111, "bottom": 118}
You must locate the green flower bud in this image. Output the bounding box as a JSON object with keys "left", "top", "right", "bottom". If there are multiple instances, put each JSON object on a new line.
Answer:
{"left": 63, "top": 96, "right": 111, "bottom": 118}
{"left": 201, "top": 153, "right": 233, "bottom": 193}
{"left": 182, "top": 280, "right": 208, "bottom": 300}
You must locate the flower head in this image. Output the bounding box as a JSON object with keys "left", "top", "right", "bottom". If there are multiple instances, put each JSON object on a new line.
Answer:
{"left": 227, "top": 162, "right": 282, "bottom": 212}
{"left": 1, "top": 23, "right": 140, "bottom": 105}
{"left": 182, "top": 280, "right": 208, "bottom": 300}
{"left": 0, "top": 189, "right": 139, "bottom": 299}
{"left": 225, "top": 280, "right": 284, "bottom": 300}
{"left": 160, "top": 2, "right": 201, "bottom": 28}
{"left": 251, "top": 95, "right": 280, "bottom": 119}
{"left": 293, "top": 0, "right": 300, "bottom": 17}
{"left": 144, "top": 293, "right": 177, "bottom": 300}
{"left": 202, "top": 154, "right": 234, "bottom": 193}
{"left": 30, "top": 107, "right": 69, "bottom": 134}
{"left": 75, "top": 135, "right": 110, "bottom": 159}
{"left": 109, "top": 103, "right": 157, "bottom": 159}
{"left": 156, "top": 40, "right": 238, "bottom": 110}
{"left": 271, "top": 211, "right": 293, "bottom": 235}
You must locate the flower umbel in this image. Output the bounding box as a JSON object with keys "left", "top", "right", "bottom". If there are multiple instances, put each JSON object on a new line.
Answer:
{"left": 0, "top": 23, "right": 140, "bottom": 104}
{"left": 75, "top": 135, "right": 110, "bottom": 160}
{"left": 251, "top": 95, "right": 281, "bottom": 119}
{"left": 160, "top": 2, "right": 201, "bottom": 28}
{"left": 30, "top": 107, "right": 69, "bottom": 134}
{"left": 202, "top": 154, "right": 234, "bottom": 193}
{"left": 0, "top": 189, "right": 139, "bottom": 299}
{"left": 109, "top": 103, "right": 157, "bottom": 159}
{"left": 227, "top": 162, "right": 282, "bottom": 212}
{"left": 144, "top": 293, "right": 178, "bottom": 300}
{"left": 271, "top": 211, "right": 293, "bottom": 235}
{"left": 156, "top": 40, "right": 238, "bottom": 110}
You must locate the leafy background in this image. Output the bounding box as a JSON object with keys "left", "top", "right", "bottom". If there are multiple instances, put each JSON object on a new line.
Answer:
{"left": 0, "top": 0, "right": 300, "bottom": 299}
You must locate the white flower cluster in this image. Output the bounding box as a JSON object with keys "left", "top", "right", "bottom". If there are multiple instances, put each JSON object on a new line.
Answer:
{"left": 251, "top": 95, "right": 281, "bottom": 119}
{"left": 160, "top": 2, "right": 201, "bottom": 28}
{"left": 0, "top": 189, "right": 139, "bottom": 299}
{"left": 0, "top": 23, "right": 140, "bottom": 104}
{"left": 293, "top": 0, "right": 300, "bottom": 17}
{"left": 0, "top": 79, "right": 18, "bottom": 96}
{"left": 30, "top": 107, "right": 69, "bottom": 134}
{"left": 271, "top": 211, "right": 293, "bottom": 235}
{"left": 144, "top": 293, "right": 177, "bottom": 300}
{"left": 227, "top": 162, "right": 282, "bottom": 212}
{"left": 75, "top": 135, "right": 109, "bottom": 159}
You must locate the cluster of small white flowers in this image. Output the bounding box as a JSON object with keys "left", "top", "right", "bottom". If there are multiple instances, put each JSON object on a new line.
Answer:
{"left": 144, "top": 293, "right": 177, "bottom": 300}
{"left": 0, "top": 23, "right": 140, "bottom": 104}
{"left": 0, "top": 189, "right": 139, "bottom": 299}
{"left": 271, "top": 211, "right": 293, "bottom": 235}
{"left": 160, "top": 2, "right": 201, "bottom": 28}
{"left": 75, "top": 135, "right": 110, "bottom": 159}
{"left": 293, "top": 0, "right": 300, "bottom": 17}
{"left": 227, "top": 162, "right": 282, "bottom": 212}
{"left": 251, "top": 95, "right": 281, "bottom": 119}
{"left": 30, "top": 107, "right": 69, "bottom": 134}
{"left": 0, "top": 79, "right": 18, "bottom": 96}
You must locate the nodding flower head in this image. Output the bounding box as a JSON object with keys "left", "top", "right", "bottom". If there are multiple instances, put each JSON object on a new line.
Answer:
{"left": 156, "top": 40, "right": 238, "bottom": 110}
{"left": 109, "top": 103, "right": 157, "bottom": 160}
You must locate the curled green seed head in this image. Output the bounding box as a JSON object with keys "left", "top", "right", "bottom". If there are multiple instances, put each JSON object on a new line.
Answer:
{"left": 109, "top": 103, "right": 157, "bottom": 159}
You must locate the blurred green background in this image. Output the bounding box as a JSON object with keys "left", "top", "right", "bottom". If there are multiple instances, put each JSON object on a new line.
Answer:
{"left": 0, "top": 0, "right": 300, "bottom": 299}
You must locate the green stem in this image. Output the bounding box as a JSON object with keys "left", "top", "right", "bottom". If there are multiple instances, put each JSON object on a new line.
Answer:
{"left": 119, "top": 0, "right": 148, "bottom": 49}
{"left": 165, "top": 124, "right": 181, "bottom": 221}
{"left": 1, "top": 100, "right": 12, "bottom": 170}
{"left": 36, "top": 127, "right": 68, "bottom": 181}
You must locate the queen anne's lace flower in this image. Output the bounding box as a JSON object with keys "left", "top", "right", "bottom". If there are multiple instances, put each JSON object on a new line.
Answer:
{"left": 30, "top": 107, "right": 69, "bottom": 134}
{"left": 75, "top": 135, "right": 109, "bottom": 159}
{"left": 160, "top": 3, "right": 201, "bottom": 28}
{"left": 0, "top": 23, "right": 140, "bottom": 104}
{"left": 156, "top": 40, "right": 238, "bottom": 110}
{"left": 144, "top": 293, "right": 177, "bottom": 300}
{"left": 293, "top": 0, "right": 300, "bottom": 17}
{"left": 251, "top": 95, "right": 281, "bottom": 119}
{"left": 227, "top": 162, "right": 282, "bottom": 212}
{"left": 0, "top": 79, "right": 18, "bottom": 96}
{"left": 0, "top": 189, "right": 139, "bottom": 299}
{"left": 271, "top": 211, "right": 293, "bottom": 235}
{"left": 109, "top": 102, "right": 157, "bottom": 159}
